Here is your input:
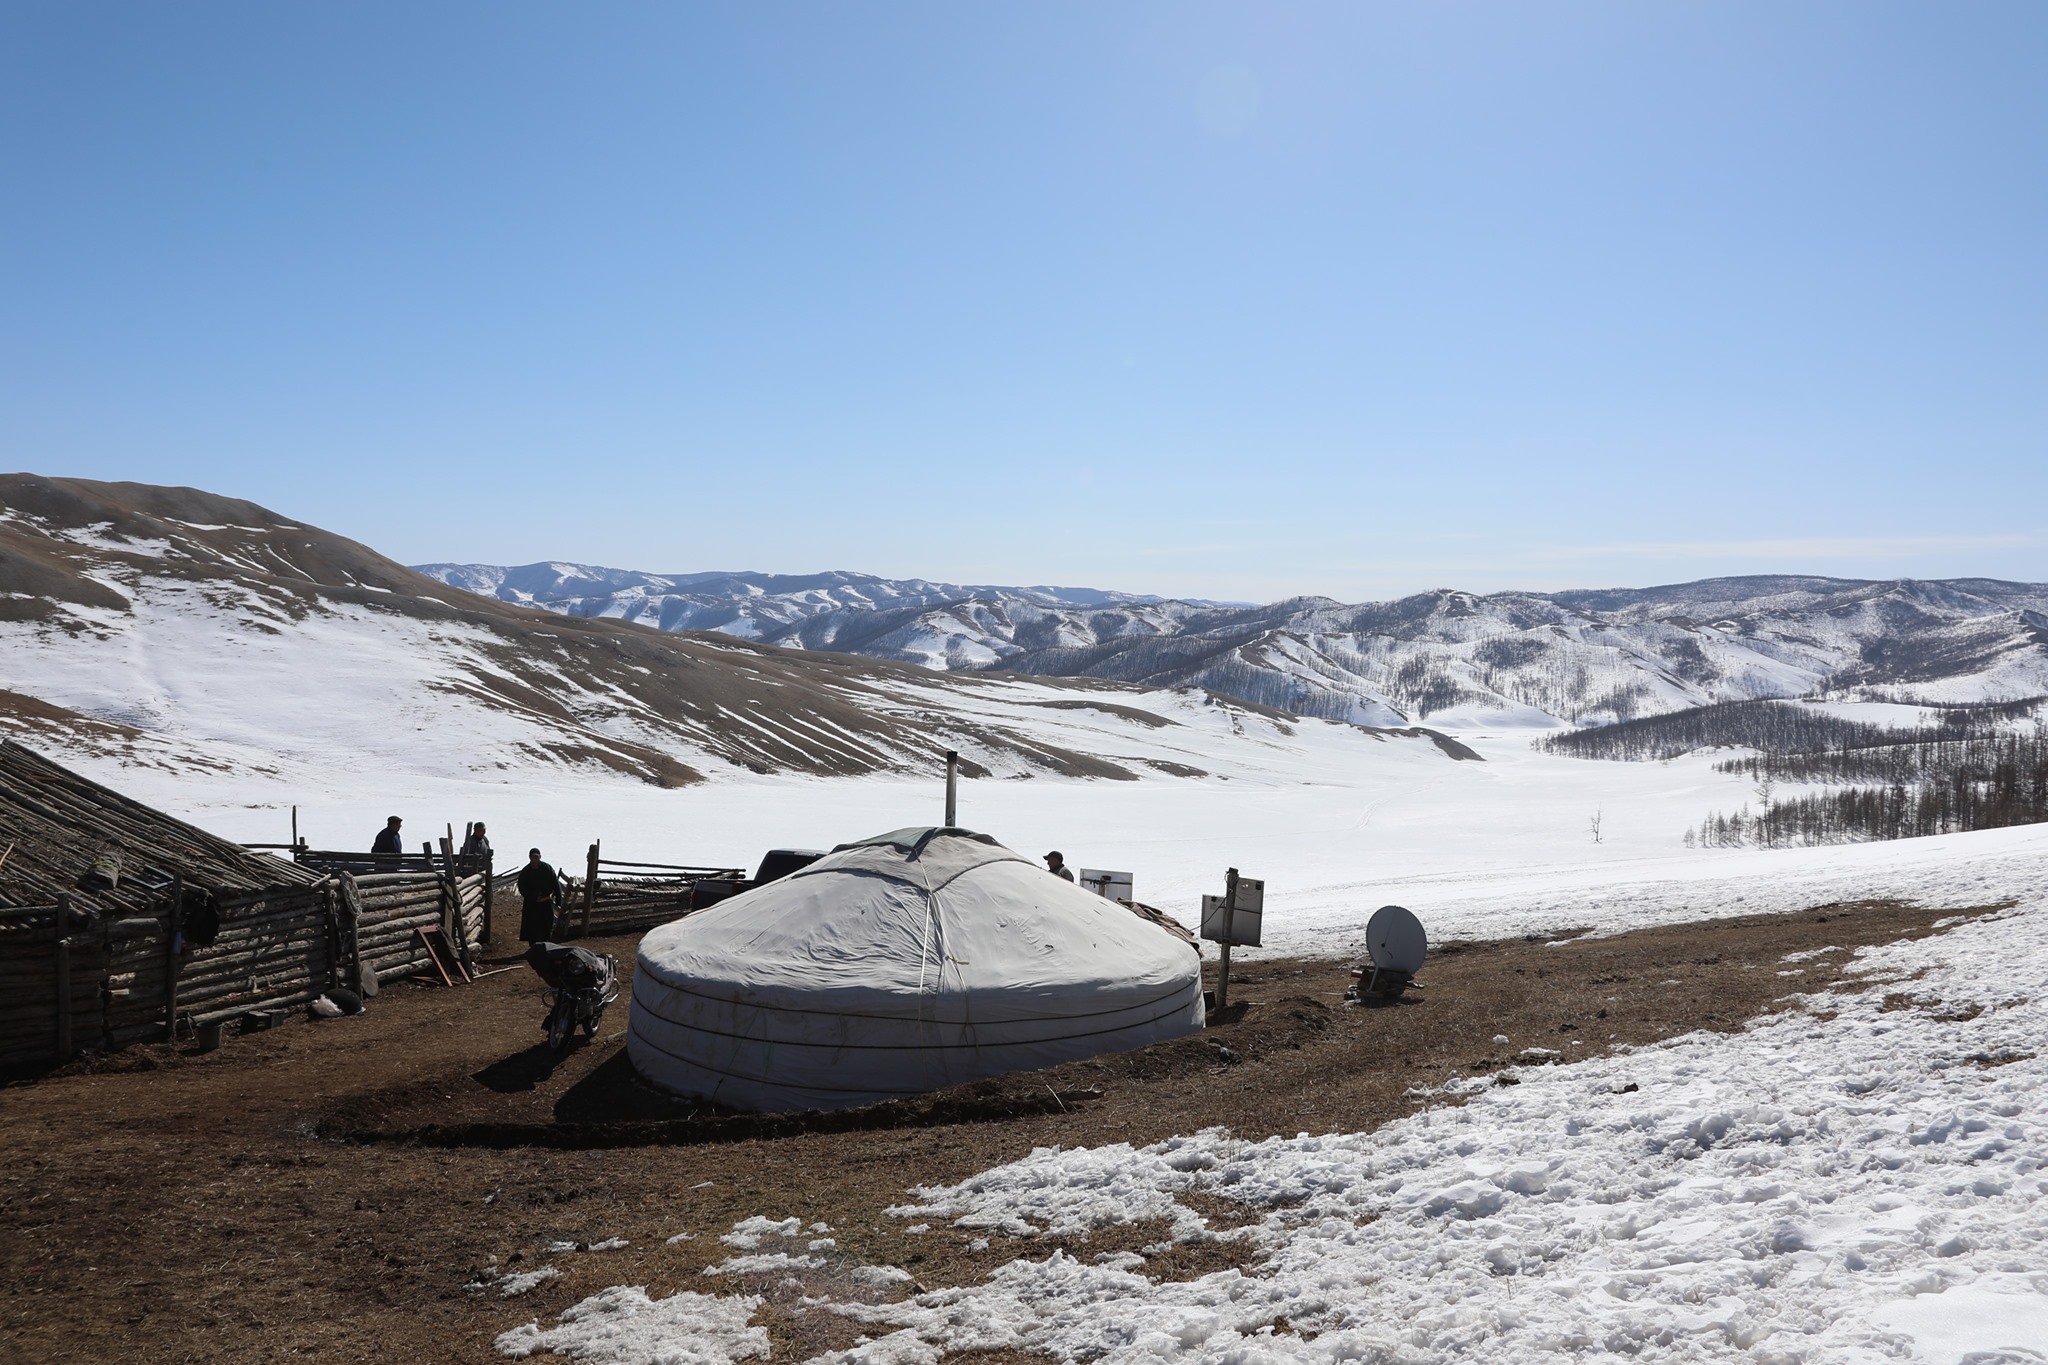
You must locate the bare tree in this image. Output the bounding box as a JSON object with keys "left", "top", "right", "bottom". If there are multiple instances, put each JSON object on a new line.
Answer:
{"left": 1589, "top": 809, "right": 1603, "bottom": 844}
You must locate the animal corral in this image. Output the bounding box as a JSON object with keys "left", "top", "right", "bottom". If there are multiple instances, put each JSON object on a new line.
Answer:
{"left": 0, "top": 740, "right": 492, "bottom": 1070}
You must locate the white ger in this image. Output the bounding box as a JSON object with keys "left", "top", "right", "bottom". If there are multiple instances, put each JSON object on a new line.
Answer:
{"left": 628, "top": 826, "right": 1205, "bottom": 1112}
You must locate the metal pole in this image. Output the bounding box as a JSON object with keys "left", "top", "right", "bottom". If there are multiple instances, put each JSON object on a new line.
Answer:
{"left": 944, "top": 750, "right": 958, "bottom": 827}
{"left": 1217, "top": 867, "right": 1239, "bottom": 1012}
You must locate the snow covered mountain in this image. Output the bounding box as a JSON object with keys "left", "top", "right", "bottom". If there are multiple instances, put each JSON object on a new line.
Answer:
{"left": 416, "top": 563, "right": 2048, "bottom": 727}
{"left": 0, "top": 476, "right": 1464, "bottom": 789}
{"left": 412, "top": 562, "right": 1244, "bottom": 638}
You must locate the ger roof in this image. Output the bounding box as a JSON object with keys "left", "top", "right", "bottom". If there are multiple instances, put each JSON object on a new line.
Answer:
{"left": 0, "top": 739, "right": 320, "bottom": 915}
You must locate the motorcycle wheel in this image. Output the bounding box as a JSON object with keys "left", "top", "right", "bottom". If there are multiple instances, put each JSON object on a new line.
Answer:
{"left": 583, "top": 1005, "right": 605, "bottom": 1038}
{"left": 546, "top": 999, "right": 574, "bottom": 1051}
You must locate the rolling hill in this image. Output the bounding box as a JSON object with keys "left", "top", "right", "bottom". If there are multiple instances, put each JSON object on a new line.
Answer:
{"left": 0, "top": 475, "right": 1465, "bottom": 790}
{"left": 416, "top": 563, "right": 2048, "bottom": 727}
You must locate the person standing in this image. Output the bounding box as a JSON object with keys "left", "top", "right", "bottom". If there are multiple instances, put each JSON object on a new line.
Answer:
{"left": 1043, "top": 850, "right": 1075, "bottom": 882}
{"left": 517, "top": 848, "right": 562, "bottom": 944}
{"left": 460, "top": 822, "right": 492, "bottom": 871}
{"left": 372, "top": 816, "right": 404, "bottom": 868}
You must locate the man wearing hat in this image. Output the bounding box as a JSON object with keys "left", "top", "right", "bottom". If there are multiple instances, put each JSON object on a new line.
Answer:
{"left": 1043, "top": 850, "right": 1074, "bottom": 882}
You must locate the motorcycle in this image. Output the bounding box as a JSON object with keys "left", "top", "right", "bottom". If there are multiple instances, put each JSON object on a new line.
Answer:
{"left": 524, "top": 941, "right": 620, "bottom": 1050}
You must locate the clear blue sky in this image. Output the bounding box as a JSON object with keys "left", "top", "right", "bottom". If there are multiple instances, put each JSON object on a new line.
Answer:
{"left": 3, "top": 3, "right": 2043, "bottom": 601}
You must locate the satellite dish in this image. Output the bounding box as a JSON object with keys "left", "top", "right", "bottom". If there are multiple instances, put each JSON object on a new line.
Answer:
{"left": 1365, "top": 905, "right": 1427, "bottom": 976}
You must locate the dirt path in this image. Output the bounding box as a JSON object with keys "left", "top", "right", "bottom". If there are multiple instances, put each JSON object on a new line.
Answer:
{"left": 0, "top": 897, "right": 1996, "bottom": 1364}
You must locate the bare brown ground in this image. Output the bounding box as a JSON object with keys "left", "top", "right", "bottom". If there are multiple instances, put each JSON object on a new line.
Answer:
{"left": 0, "top": 897, "right": 2002, "bottom": 1364}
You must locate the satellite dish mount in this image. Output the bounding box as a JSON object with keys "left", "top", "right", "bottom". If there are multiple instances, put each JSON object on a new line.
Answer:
{"left": 1351, "top": 905, "right": 1428, "bottom": 1004}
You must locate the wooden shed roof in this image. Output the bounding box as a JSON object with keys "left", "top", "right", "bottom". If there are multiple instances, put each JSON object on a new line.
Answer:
{"left": 0, "top": 740, "right": 320, "bottom": 915}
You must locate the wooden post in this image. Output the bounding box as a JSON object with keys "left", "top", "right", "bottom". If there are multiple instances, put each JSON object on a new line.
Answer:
{"left": 53, "top": 894, "right": 72, "bottom": 1062}
{"left": 1216, "top": 868, "right": 1239, "bottom": 1012}
{"left": 162, "top": 876, "right": 183, "bottom": 1042}
{"left": 944, "top": 750, "right": 958, "bottom": 827}
{"left": 581, "top": 841, "right": 599, "bottom": 937}
{"left": 437, "top": 835, "right": 470, "bottom": 969}
{"left": 424, "top": 838, "right": 449, "bottom": 949}
{"left": 290, "top": 805, "right": 298, "bottom": 852}
{"left": 337, "top": 872, "right": 376, "bottom": 997}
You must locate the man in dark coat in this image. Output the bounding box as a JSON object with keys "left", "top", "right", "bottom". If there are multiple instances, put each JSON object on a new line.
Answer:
{"left": 372, "top": 816, "right": 404, "bottom": 868}
{"left": 517, "top": 848, "right": 562, "bottom": 944}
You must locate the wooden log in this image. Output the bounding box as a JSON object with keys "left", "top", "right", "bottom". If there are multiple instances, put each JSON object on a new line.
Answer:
{"left": 355, "top": 919, "right": 442, "bottom": 946}
{"left": 355, "top": 935, "right": 436, "bottom": 957}
{"left": 355, "top": 907, "right": 443, "bottom": 928}
{"left": 354, "top": 890, "right": 444, "bottom": 913}
{"left": 191, "top": 931, "right": 324, "bottom": 960}
{"left": 364, "top": 935, "right": 432, "bottom": 959}
{"left": 215, "top": 892, "right": 329, "bottom": 918}
{"left": 190, "top": 985, "right": 324, "bottom": 1028}
{"left": 213, "top": 888, "right": 319, "bottom": 914}
{"left": 192, "top": 917, "right": 328, "bottom": 946}
{"left": 437, "top": 834, "right": 470, "bottom": 969}
{"left": 176, "top": 955, "right": 328, "bottom": 995}
{"left": 370, "top": 959, "right": 431, "bottom": 984}
{"left": 181, "top": 939, "right": 330, "bottom": 977}
{"left": 353, "top": 877, "right": 431, "bottom": 898}
{"left": 176, "top": 953, "right": 326, "bottom": 993}
{"left": 355, "top": 904, "right": 444, "bottom": 926}
{"left": 356, "top": 902, "right": 444, "bottom": 922}
{"left": 200, "top": 913, "right": 330, "bottom": 942}
{"left": 355, "top": 936, "right": 438, "bottom": 958}
{"left": 336, "top": 873, "right": 374, "bottom": 997}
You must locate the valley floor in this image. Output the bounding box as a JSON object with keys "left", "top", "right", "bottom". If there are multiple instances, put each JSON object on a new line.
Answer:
{"left": 8, "top": 723, "right": 2048, "bottom": 1362}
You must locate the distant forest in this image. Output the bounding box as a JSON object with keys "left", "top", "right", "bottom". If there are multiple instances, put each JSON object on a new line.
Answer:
{"left": 1541, "top": 697, "right": 2048, "bottom": 847}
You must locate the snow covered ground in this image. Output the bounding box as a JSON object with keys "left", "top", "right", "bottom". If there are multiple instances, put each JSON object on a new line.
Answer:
{"left": 15, "top": 609, "right": 2046, "bottom": 1360}
{"left": 75, "top": 705, "right": 2046, "bottom": 956}
{"left": 498, "top": 841, "right": 2048, "bottom": 1365}
{"left": 51, "top": 679, "right": 2033, "bottom": 1363}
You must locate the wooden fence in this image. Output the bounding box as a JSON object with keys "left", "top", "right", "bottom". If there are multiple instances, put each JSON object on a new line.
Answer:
{"left": 566, "top": 839, "right": 743, "bottom": 938}
{"left": 0, "top": 863, "right": 494, "bottom": 1072}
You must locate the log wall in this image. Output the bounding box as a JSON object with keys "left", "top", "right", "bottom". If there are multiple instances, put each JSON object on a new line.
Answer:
{"left": 0, "top": 867, "right": 493, "bottom": 1069}
{"left": 578, "top": 875, "right": 694, "bottom": 936}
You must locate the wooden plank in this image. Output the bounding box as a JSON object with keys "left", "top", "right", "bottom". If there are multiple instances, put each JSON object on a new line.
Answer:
{"left": 412, "top": 927, "right": 455, "bottom": 987}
